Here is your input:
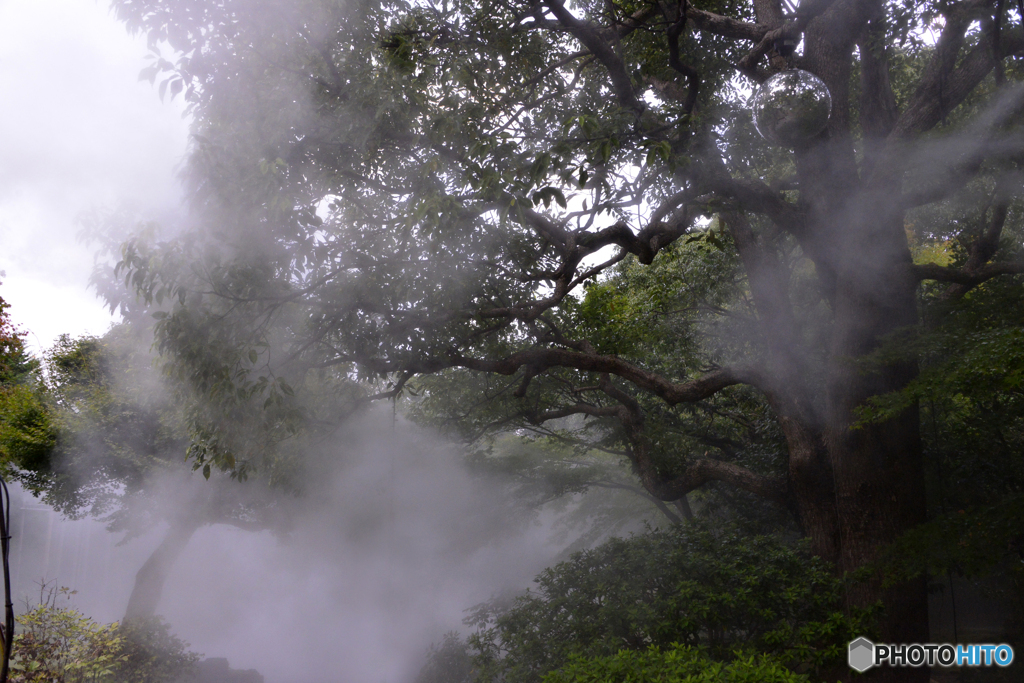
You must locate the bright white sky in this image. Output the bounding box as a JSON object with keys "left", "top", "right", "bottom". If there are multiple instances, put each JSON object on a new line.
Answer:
{"left": 0, "top": 0, "right": 190, "bottom": 355}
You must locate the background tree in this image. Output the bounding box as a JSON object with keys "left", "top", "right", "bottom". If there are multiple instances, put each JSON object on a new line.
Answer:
{"left": 0, "top": 282, "right": 55, "bottom": 474}
{"left": 2, "top": 324, "right": 321, "bottom": 623}
{"left": 106, "top": 0, "right": 1024, "bottom": 678}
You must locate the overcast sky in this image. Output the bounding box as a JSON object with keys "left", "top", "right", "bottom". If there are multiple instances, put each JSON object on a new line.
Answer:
{"left": 0, "top": 0, "right": 189, "bottom": 355}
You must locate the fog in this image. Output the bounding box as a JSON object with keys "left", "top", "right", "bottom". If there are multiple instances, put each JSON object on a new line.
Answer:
{"left": 11, "top": 408, "right": 571, "bottom": 682}
{"left": 4, "top": 0, "right": 1022, "bottom": 681}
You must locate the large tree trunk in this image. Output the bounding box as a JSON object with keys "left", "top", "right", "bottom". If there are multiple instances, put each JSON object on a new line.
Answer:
{"left": 123, "top": 516, "right": 203, "bottom": 622}
{"left": 786, "top": 115, "right": 931, "bottom": 677}
{"left": 775, "top": 5, "right": 933, "bottom": 670}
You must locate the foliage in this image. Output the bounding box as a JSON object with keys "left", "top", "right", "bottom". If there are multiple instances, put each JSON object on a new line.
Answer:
{"left": 417, "top": 632, "right": 478, "bottom": 683}
{"left": 875, "top": 495, "right": 1024, "bottom": 585}
{"left": 458, "top": 525, "right": 870, "bottom": 683}
{"left": 0, "top": 330, "right": 191, "bottom": 531}
{"left": 411, "top": 239, "right": 795, "bottom": 535}
{"left": 0, "top": 384, "right": 57, "bottom": 477}
{"left": 3, "top": 325, "right": 311, "bottom": 541}
{"left": 543, "top": 645, "right": 809, "bottom": 683}
{"left": 103, "top": 0, "right": 1024, "bottom": 652}
{"left": 10, "top": 602, "right": 126, "bottom": 683}
{"left": 8, "top": 586, "right": 198, "bottom": 683}
{"left": 0, "top": 284, "right": 55, "bottom": 479}
{"left": 112, "top": 617, "right": 200, "bottom": 683}
{"left": 0, "top": 285, "right": 38, "bottom": 386}
{"left": 855, "top": 209, "right": 1024, "bottom": 590}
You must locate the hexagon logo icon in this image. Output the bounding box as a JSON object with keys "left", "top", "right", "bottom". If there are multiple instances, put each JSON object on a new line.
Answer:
{"left": 848, "top": 637, "right": 875, "bottom": 672}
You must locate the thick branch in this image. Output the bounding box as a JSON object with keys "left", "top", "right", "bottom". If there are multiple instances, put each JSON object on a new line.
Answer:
{"left": 894, "top": 18, "right": 1024, "bottom": 138}
{"left": 666, "top": 7, "right": 700, "bottom": 115}
{"left": 577, "top": 220, "right": 689, "bottom": 264}
{"left": 685, "top": 6, "right": 764, "bottom": 41}
{"left": 701, "top": 166, "right": 806, "bottom": 236}
{"left": 858, "top": 14, "right": 898, "bottom": 150}
{"left": 650, "top": 457, "right": 789, "bottom": 504}
{"left": 352, "top": 347, "right": 768, "bottom": 406}
{"left": 911, "top": 260, "right": 1024, "bottom": 286}
{"left": 543, "top": 0, "right": 644, "bottom": 112}
{"left": 943, "top": 175, "right": 1019, "bottom": 298}
{"left": 452, "top": 349, "right": 764, "bottom": 405}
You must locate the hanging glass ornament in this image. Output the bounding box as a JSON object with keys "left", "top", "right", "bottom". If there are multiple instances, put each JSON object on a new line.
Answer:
{"left": 752, "top": 69, "right": 832, "bottom": 147}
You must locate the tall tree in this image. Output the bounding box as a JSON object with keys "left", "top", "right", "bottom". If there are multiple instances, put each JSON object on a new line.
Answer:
{"left": 108, "top": 0, "right": 1024, "bottom": 677}
{"left": 3, "top": 328, "right": 304, "bottom": 623}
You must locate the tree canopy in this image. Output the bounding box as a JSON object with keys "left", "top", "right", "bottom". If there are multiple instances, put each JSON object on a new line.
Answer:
{"left": 101, "top": 0, "right": 1024, "bottom": 676}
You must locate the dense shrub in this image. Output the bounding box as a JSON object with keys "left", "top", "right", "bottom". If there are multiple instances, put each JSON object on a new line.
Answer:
{"left": 543, "top": 645, "right": 810, "bottom": 683}
{"left": 9, "top": 599, "right": 125, "bottom": 683}
{"left": 445, "top": 525, "right": 870, "bottom": 683}
{"left": 8, "top": 587, "right": 198, "bottom": 683}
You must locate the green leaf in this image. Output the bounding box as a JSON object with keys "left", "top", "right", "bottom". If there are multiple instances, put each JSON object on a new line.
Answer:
{"left": 531, "top": 187, "right": 567, "bottom": 209}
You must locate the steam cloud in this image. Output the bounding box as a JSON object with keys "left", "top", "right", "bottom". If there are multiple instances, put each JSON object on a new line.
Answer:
{"left": 12, "top": 408, "right": 565, "bottom": 683}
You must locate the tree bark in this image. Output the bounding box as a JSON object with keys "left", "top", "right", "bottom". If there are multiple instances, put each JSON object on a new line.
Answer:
{"left": 123, "top": 516, "right": 203, "bottom": 622}
{"left": 788, "top": 128, "right": 930, "bottom": 683}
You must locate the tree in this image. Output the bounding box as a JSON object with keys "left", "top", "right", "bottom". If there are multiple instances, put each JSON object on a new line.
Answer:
{"left": 107, "top": 0, "right": 1024, "bottom": 677}
{"left": 3, "top": 328, "right": 298, "bottom": 624}
{"left": 0, "top": 282, "right": 54, "bottom": 472}
{"left": 0, "top": 282, "right": 38, "bottom": 387}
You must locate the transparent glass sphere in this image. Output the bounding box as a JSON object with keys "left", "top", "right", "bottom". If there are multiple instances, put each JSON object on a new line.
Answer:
{"left": 752, "top": 69, "right": 832, "bottom": 147}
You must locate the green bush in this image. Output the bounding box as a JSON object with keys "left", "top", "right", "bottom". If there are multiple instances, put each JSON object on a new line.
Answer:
{"left": 543, "top": 645, "right": 809, "bottom": 683}
{"left": 9, "top": 599, "right": 126, "bottom": 683}
{"left": 459, "top": 525, "right": 870, "bottom": 683}
{"left": 9, "top": 587, "right": 198, "bottom": 683}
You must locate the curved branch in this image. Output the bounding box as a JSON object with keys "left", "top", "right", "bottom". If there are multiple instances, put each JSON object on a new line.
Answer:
{"left": 684, "top": 6, "right": 765, "bottom": 41}
{"left": 542, "top": 0, "right": 644, "bottom": 113}
{"left": 701, "top": 174, "right": 806, "bottom": 236}
{"left": 650, "top": 457, "right": 789, "bottom": 505}
{"left": 893, "top": 20, "right": 1024, "bottom": 138}
{"left": 450, "top": 350, "right": 768, "bottom": 405}
{"left": 351, "top": 347, "right": 770, "bottom": 406}
{"left": 911, "top": 260, "right": 1024, "bottom": 287}
{"left": 577, "top": 220, "right": 690, "bottom": 264}
{"left": 666, "top": 5, "right": 700, "bottom": 116}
